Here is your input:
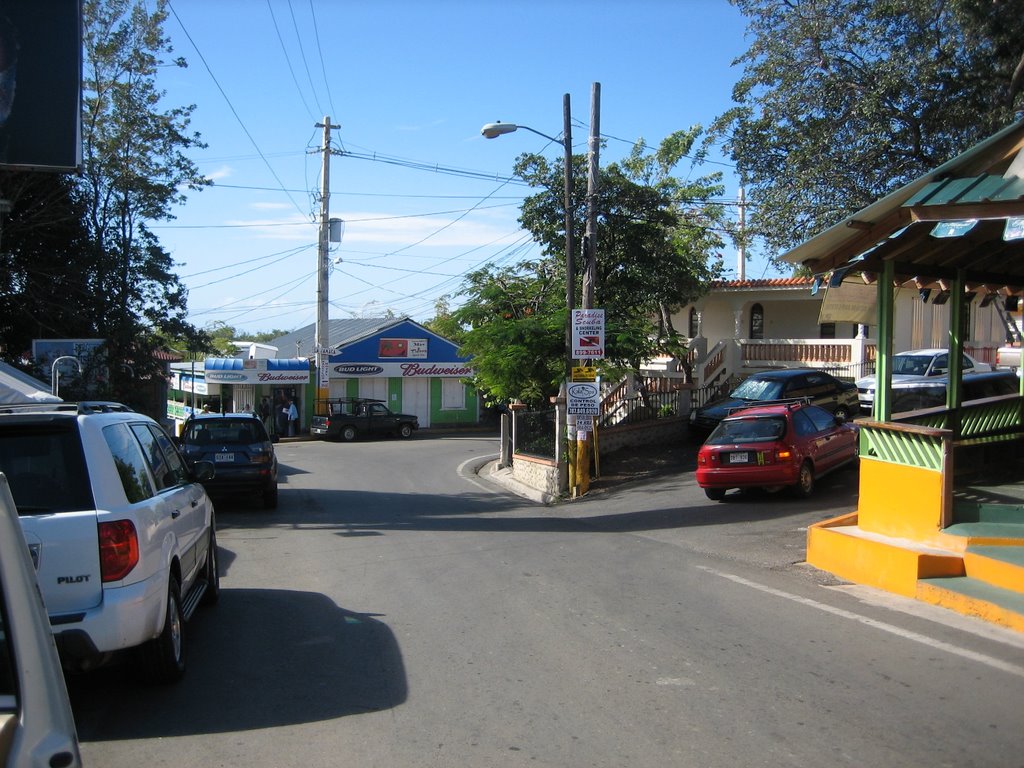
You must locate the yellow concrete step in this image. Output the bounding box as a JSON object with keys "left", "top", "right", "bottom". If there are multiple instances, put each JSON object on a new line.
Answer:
{"left": 963, "top": 546, "right": 1024, "bottom": 595}
{"left": 917, "top": 576, "right": 1024, "bottom": 633}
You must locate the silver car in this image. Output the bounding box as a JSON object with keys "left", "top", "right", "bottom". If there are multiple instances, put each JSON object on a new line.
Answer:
{"left": 0, "top": 474, "right": 83, "bottom": 768}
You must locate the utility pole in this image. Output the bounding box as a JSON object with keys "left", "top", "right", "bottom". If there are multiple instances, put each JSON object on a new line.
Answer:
{"left": 576, "top": 82, "right": 601, "bottom": 496}
{"left": 581, "top": 83, "right": 600, "bottom": 309}
{"left": 314, "top": 116, "right": 340, "bottom": 410}
{"left": 737, "top": 186, "right": 746, "bottom": 281}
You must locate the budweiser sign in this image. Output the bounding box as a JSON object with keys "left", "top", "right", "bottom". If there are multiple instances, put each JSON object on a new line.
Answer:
{"left": 326, "top": 361, "right": 473, "bottom": 378}
{"left": 400, "top": 363, "right": 473, "bottom": 377}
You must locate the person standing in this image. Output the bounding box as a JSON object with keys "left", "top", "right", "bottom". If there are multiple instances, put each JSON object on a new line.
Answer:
{"left": 259, "top": 397, "right": 272, "bottom": 435}
{"left": 286, "top": 399, "right": 298, "bottom": 437}
{"left": 275, "top": 396, "right": 287, "bottom": 436}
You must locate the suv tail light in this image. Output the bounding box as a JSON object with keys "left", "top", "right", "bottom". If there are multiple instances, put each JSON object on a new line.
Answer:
{"left": 99, "top": 520, "right": 139, "bottom": 582}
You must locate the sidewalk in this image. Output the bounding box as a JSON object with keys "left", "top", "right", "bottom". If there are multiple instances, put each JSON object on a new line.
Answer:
{"left": 478, "top": 460, "right": 559, "bottom": 505}
{"left": 476, "top": 439, "right": 693, "bottom": 505}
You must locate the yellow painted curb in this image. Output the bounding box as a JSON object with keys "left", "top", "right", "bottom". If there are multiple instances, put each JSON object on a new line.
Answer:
{"left": 917, "top": 581, "right": 1024, "bottom": 633}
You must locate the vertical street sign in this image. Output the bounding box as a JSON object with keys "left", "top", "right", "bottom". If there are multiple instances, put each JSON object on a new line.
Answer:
{"left": 567, "top": 381, "right": 600, "bottom": 416}
{"left": 572, "top": 309, "right": 605, "bottom": 359}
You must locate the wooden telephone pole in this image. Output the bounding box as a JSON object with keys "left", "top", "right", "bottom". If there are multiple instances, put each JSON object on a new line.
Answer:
{"left": 314, "top": 116, "right": 340, "bottom": 409}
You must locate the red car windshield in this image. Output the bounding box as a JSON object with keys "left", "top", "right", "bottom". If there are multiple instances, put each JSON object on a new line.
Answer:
{"left": 706, "top": 416, "right": 787, "bottom": 445}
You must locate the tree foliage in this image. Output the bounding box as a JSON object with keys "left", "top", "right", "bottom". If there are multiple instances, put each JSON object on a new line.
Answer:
{"left": 0, "top": 1, "right": 211, "bottom": 407}
{"left": 77, "top": 0, "right": 210, "bottom": 399}
{"left": 0, "top": 173, "right": 96, "bottom": 354}
{"left": 711, "top": 0, "right": 1024, "bottom": 259}
{"left": 451, "top": 131, "right": 726, "bottom": 406}
{"left": 452, "top": 260, "right": 566, "bottom": 407}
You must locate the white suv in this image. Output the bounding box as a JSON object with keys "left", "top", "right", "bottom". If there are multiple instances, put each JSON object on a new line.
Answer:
{"left": 0, "top": 403, "right": 219, "bottom": 684}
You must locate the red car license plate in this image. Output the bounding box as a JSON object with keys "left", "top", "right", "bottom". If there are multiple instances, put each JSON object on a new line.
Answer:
{"left": 728, "top": 452, "right": 749, "bottom": 464}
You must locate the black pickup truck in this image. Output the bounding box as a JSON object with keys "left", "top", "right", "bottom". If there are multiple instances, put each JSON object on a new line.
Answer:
{"left": 310, "top": 397, "right": 419, "bottom": 441}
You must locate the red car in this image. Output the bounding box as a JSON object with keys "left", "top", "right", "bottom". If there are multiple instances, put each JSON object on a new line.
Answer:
{"left": 696, "top": 401, "right": 858, "bottom": 501}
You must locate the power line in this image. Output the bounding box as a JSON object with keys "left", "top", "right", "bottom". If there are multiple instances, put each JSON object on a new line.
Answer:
{"left": 266, "top": 0, "right": 317, "bottom": 122}
{"left": 308, "top": 0, "right": 338, "bottom": 120}
{"left": 287, "top": 0, "right": 324, "bottom": 119}
{"left": 166, "top": 1, "right": 311, "bottom": 221}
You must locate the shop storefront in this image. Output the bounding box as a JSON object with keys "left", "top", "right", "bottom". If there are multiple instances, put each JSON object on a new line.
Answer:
{"left": 168, "top": 358, "right": 311, "bottom": 436}
{"left": 324, "top": 319, "right": 477, "bottom": 428}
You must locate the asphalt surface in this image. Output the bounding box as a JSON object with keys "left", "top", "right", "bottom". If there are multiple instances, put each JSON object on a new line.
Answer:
{"left": 71, "top": 435, "right": 1024, "bottom": 768}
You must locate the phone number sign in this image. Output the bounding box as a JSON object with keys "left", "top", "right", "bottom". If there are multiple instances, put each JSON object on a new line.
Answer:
{"left": 567, "top": 382, "right": 600, "bottom": 415}
{"left": 572, "top": 309, "right": 605, "bottom": 359}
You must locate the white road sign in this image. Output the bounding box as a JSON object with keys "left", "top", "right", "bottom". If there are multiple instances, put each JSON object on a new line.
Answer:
{"left": 567, "top": 381, "right": 600, "bottom": 415}
{"left": 572, "top": 309, "right": 605, "bottom": 359}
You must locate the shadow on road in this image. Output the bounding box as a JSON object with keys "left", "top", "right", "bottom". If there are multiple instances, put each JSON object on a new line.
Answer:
{"left": 68, "top": 588, "right": 406, "bottom": 740}
{"left": 210, "top": 459, "right": 857, "bottom": 539}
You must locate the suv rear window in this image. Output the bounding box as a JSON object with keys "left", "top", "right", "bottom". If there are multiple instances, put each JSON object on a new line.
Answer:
{"left": 0, "top": 424, "right": 93, "bottom": 514}
{"left": 184, "top": 418, "right": 266, "bottom": 445}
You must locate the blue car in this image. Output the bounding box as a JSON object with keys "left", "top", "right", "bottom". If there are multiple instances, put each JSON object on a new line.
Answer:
{"left": 181, "top": 413, "right": 279, "bottom": 508}
{"left": 689, "top": 368, "right": 859, "bottom": 435}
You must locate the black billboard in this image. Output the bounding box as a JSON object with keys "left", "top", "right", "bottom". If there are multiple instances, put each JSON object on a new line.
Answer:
{"left": 0, "top": 0, "right": 82, "bottom": 171}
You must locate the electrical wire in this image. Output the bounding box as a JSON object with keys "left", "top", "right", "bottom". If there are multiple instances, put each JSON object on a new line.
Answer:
{"left": 308, "top": 0, "right": 338, "bottom": 120}
{"left": 266, "top": 0, "right": 317, "bottom": 122}
{"left": 287, "top": 0, "right": 324, "bottom": 119}
{"left": 166, "top": 1, "right": 311, "bottom": 221}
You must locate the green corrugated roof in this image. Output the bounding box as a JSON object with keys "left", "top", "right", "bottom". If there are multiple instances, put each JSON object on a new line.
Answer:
{"left": 904, "top": 173, "right": 1024, "bottom": 207}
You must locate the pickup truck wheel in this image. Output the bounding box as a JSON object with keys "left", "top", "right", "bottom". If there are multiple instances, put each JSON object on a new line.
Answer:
{"left": 398, "top": 423, "right": 413, "bottom": 439}
{"left": 341, "top": 425, "right": 357, "bottom": 442}
{"left": 201, "top": 528, "right": 220, "bottom": 606}
{"left": 140, "top": 576, "right": 186, "bottom": 684}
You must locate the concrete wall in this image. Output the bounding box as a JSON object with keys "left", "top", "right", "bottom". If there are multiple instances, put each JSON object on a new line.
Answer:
{"left": 509, "top": 418, "right": 686, "bottom": 499}
{"left": 510, "top": 453, "right": 561, "bottom": 497}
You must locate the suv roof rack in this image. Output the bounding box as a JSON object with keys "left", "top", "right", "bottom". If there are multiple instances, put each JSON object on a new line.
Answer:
{"left": 0, "top": 401, "right": 133, "bottom": 416}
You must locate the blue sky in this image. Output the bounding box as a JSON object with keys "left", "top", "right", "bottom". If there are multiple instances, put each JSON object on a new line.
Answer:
{"left": 156, "top": 0, "right": 781, "bottom": 336}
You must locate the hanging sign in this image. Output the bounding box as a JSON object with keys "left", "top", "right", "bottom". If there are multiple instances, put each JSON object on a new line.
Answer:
{"left": 818, "top": 281, "right": 877, "bottom": 326}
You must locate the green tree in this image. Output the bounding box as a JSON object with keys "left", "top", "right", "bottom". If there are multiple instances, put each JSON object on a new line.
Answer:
{"left": 79, "top": 0, "right": 209, "bottom": 400}
{"left": 711, "top": 0, "right": 1024, "bottom": 260}
{"left": 423, "top": 297, "right": 466, "bottom": 346}
{"left": 451, "top": 131, "right": 725, "bottom": 405}
{"left": 516, "top": 130, "right": 725, "bottom": 375}
{"left": 452, "top": 259, "right": 565, "bottom": 408}
{"left": 0, "top": 173, "right": 97, "bottom": 359}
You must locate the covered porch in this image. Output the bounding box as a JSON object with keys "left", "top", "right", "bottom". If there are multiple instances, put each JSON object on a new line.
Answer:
{"left": 785, "top": 118, "right": 1024, "bottom": 631}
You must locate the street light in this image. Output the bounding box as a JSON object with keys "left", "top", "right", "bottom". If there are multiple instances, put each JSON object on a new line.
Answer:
{"left": 51, "top": 356, "right": 82, "bottom": 398}
{"left": 481, "top": 93, "right": 576, "bottom": 382}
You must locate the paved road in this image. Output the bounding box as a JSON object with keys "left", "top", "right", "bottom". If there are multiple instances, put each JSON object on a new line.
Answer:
{"left": 71, "top": 435, "right": 1024, "bottom": 767}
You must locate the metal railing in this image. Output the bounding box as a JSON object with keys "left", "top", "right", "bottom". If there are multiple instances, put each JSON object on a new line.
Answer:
{"left": 512, "top": 408, "right": 556, "bottom": 460}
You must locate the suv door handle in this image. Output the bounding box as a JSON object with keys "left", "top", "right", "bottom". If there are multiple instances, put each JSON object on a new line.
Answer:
{"left": 172, "top": 509, "right": 182, "bottom": 519}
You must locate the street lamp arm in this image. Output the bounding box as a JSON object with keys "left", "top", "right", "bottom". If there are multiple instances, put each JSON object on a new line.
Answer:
{"left": 480, "top": 122, "right": 564, "bottom": 147}
{"left": 50, "top": 355, "right": 82, "bottom": 398}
